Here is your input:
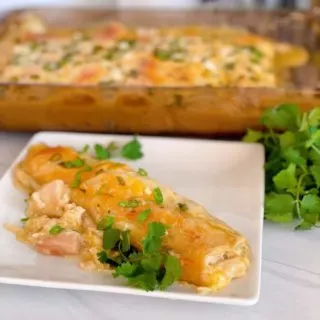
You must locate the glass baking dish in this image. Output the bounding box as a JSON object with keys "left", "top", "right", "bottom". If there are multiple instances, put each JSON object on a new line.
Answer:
{"left": 0, "top": 8, "right": 319, "bottom": 136}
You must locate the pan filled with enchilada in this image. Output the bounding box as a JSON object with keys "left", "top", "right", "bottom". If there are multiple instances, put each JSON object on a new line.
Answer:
{"left": 0, "top": 9, "right": 318, "bottom": 135}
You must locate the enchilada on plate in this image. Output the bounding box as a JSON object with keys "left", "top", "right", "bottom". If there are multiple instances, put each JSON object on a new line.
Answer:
{"left": 10, "top": 142, "right": 250, "bottom": 292}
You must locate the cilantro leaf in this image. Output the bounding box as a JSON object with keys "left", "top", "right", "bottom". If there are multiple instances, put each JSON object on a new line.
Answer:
{"left": 121, "top": 137, "right": 143, "bottom": 160}
{"left": 49, "top": 225, "right": 64, "bottom": 235}
{"left": 103, "top": 228, "right": 121, "bottom": 250}
{"left": 62, "top": 157, "right": 85, "bottom": 168}
{"left": 310, "top": 165, "right": 320, "bottom": 188}
{"left": 177, "top": 203, "right": 188, "bottom": 212}
{"left": 119, "top": 199, "right": 140, "bottom": 208}
{"left": 142, "top": 222, "right": 166, "bottom": 254}
{"left": 98, "top": 251, "right": 122, "bottom": 267}
{"left": 242, "top": 129, "right": 263, "bottom": 143}
{"left": 97, "top": 216, "right": 114, "bottom": 231}
{"left": 127, "top": 272, "right": 158, "bottom": 291}
{"left": 153, "top": 187, "right": 164, "bottom": 205}
{"left": 120, "top": 230, "right": 131, "bottom": 253}
{"left": 279, "top": 131, "right": 296, "bottom": 149}
{"left": 265, "top": 193, "right": 294, "bottom": 223}
{"left": 106, "top": 141, "right": 118, "bottom": 152}
{"left": 273, "top": 164, "right": 297, "bottom": 193}
{"left": 70, "top": 165, "right": 92, "bottom": 188}
{"left": 141, "top": 254, "right": 163, "bottom": 272}
{"left": 295, "top": 220, "right": 316, "bottom": 230}
{"left": 309, "top": 149, "right": 320, "bottom": 165}
{"left": 262, "top": 103, "right": 302, "bottom": 131}
{"left": 282, "top": 148, "right": 306, "bottom": 167}
{"left": 305, "top": 130, "right": 320, "bottom": 148}
{"left": 308, "top": 107, "right": 320, "bottom": 126}
{"left": 94, "top": 144, "right": 110, "bottom": 160}
{"left": 160, "top": 255, "right": 182, "bottom": 290}
{"left": 138, "top": 208, "right": 152, "bottom": 222}
{"left": 137, "top": 168, "right": 148, "bottom": 176}
{"left": 80, "top": 144, "right": 89, "bottom": 154}
{"left": 97, "top": 251, "right": 109, "bottom": 264}
{"left": 299, "top": 194, "right": 320, "bottom": 229}
{"left": 114, "top": 262, "right": 138, "bottom": 278}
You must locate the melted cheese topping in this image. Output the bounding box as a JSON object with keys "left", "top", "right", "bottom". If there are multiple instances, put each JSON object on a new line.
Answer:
{"left": 0, "top": 15, "right": 277, "bottom": 87}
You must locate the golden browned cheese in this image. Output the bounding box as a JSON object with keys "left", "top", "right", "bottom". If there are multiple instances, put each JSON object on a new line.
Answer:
{"left": 14, "top": 144, "right": 250, "bottom": 290}
{"left": 0, "top": 13, "right": 308, "bottom": 87}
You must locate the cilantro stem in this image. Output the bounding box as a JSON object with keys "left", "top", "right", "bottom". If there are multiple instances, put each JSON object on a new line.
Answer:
{"left": 311, "top": 144, "right": 320, "bottom": 158}
{"left": 117, "top": 243, "right": 129, "bottom": 262}
{"left": 295, "top": 173, "right": 306, "bottom": 219}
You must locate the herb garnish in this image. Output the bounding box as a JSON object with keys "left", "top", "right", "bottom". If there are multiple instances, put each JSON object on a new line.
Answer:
{"left": 71, "top": 165, "right": 92, "bottom": 188}
{"left": 243, "top": 104, "right": 320, "bottom": 230}
{"left": 121, "top": 137, "right": 143, "bottom": 160}
{"left": 97, "top": 216, "right": 115, "bottom": 231}
{"left": 49, "top": 225, "right": 64, "bottom": 235}
{"left": 153, "top": 187, "right": 163, "bottom": 205}
{"left": 137, "top": 168, "right": 148, "bottom": 177}
{"left": 20, "top": 217, "right": 29, "bottom": 223}
{"left": 98, "top": 221, "right": 181, "bottom": 291}
{"left": 94, "top": 144, "right": 110, "bottom": 160}
{"left": 119, "top": 199, "right": 140, "bottom": 208}
{"left": 62, "top": 157, "right": 85, "bottom": 168}
{"left": 177, "top": 203, "right": 188, "bottom": 212}
{"left": 138, "top": 208, "right": 152, "bottom": 222}
{"left": 80, "top": 144, "right": 89, "bottom": 154}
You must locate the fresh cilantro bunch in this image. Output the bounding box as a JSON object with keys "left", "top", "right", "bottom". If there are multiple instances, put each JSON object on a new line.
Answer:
{"left": 98, "top": 219, "right": 181, "bottom": 291}
{"left": 243, "top": 104, "right": 320, "bottom": 230}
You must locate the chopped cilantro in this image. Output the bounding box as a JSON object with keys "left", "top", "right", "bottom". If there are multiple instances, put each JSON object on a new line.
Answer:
{"left": 70, "top": 165, "right": 92, "bottom": 188}
{"left": 118, "top": 199, "right": 140, "bottom": 208}
{"left": 104, "top": 47, "right": 118, "bottom": 60}
{"left": 80, "top": 144, "right": 89, "bottom": 154}
{"left": 92, "top": 45, "right": 104, "bottom": 54}
{"left": 103, "top": 228, "right": 121, "bottom": 250}
{"left": 142, "top": 222, "right": 166, "bottom": 254}
{"left": 153, "top": 187, "right": 163, "bottom": 205}
{"left": 106, "top": 141, "right": 118, "bottom": 152}
{"left": 62, "top": 157, "right": 85, "bottom": 168}
{"left": 177, "top": 203, "right": 188, "bottom": 212}
{"left": 137, "top": 208, "right": 152, "bottom": 222}
{"left": 97, "top": 216, "right": 115, "bottom": 231}
{"left": 20, "top": 217, "right": 29, "bottom": 223}
{"left": 94, "top": 144, "right": 110, "bottom": 160}
{"left": 97, "top": 250, "right": 122, "bottom": 267}
{"left": 121, "top": 137, "right": 143, "bottom": 160}
{"left": 121, "top": 230, "right": 131, "bottom": 253}
{"left": 154, "top": 48, "right": 171, "bottom": 60}
{"left": 43, "top": 62, "right": 60, "bottom": 72}
{"left": 137, "top": 168, "right": 148, "bottom": 177}
{"left": 49, "top": 225, "right": 64, "bottom": 235}
{"left": 118, "top": 39, "right": 137, "bottom": 49}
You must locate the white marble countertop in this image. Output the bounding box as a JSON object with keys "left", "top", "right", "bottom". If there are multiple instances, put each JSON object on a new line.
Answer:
{"left": 0, "top": 132, "right": 319, "bottom": 320}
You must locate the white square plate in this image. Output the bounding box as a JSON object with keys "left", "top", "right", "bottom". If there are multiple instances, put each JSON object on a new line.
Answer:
{"left": 0, "top": 132, "right": 264, "bottom": 305}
